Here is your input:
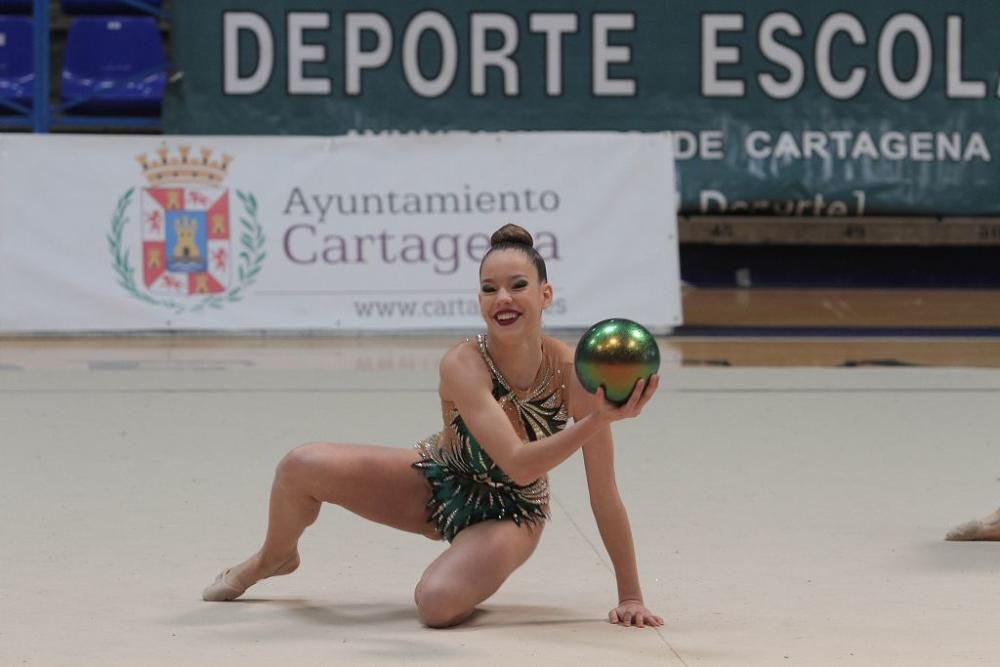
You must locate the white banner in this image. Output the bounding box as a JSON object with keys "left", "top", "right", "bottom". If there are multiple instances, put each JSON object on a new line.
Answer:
{"left": 0, "top": 132, "right": 681, "bottom": 332}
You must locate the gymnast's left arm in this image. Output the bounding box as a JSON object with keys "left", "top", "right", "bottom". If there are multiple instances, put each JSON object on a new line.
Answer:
{"left": 581, "top": 430, "right": 665, "bottom": 628}
{"left": 554, "top": 342, "right": 663, "bottom": 628}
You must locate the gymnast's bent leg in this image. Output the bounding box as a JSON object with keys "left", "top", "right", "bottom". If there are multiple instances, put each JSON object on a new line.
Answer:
{"left": 203, "top": 442, "right": 436, "bottom": 601}
{"left": 413, "top": 518, "right": 544, "bottom": 628}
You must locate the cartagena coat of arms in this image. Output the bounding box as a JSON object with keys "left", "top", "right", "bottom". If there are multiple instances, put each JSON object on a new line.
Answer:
{"left": 107, "top": 144, "right": 265, "bottom": 313}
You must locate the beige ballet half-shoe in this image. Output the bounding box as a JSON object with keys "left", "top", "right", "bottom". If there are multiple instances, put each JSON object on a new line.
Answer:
{"left": 945, "top": 511, "right": 1000, "bottom": 541}
{"left": 202, "top": 568, "right": 249, "bottom": 601}
{"left": 202, "top": 554, "right": 299, "bottom": 601}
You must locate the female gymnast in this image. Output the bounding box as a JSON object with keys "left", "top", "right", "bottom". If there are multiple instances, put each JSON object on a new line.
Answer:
{"left": 203, "top": 223, "right": 664, "bottom": 629}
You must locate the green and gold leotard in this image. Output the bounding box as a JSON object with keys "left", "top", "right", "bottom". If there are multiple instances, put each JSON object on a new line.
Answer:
{"left": 413, "top": 334, "right": 569, "bottom": 542}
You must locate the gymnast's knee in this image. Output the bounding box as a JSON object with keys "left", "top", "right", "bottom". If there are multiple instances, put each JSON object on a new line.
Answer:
{"left": 274, "top": 443, "right": 326, "bottom": 485}
{"left": 413, "top": 580, "right": 470, "bottom": 628}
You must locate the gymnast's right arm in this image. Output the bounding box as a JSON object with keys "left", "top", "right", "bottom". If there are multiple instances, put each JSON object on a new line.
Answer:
{"left": 439, "top": 345, "right": 650, "bottom": 486}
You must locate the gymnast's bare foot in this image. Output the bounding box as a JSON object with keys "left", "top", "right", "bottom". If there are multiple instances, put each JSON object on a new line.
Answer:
{"left": 202, "top": 551, "right": 300, "bottom": 601}
{"left": 945, "top": 508, "right": 1000, "bottom": 541}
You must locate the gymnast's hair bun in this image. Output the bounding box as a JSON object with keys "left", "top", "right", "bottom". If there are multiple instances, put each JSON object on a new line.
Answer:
{"left": 490, "top": 224, "right": 534, "bottom": 249}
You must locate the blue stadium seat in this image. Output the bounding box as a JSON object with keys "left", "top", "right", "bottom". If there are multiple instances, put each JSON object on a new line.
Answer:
{"left": 60, "top": 0, "right": 162, "bottom": 15}
{"left": 0, "top": 17, "right": 32, "bottom": 111}
{"left": 61, "top": 16, "right": 165, "bottom": 115}
{"left": 0, "top": 1, "right": 32, "bottom": 14}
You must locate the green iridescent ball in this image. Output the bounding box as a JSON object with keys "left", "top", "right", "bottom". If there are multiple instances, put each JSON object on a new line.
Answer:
{"left": 574, "top": 318, "right": 660, "bottom": 406}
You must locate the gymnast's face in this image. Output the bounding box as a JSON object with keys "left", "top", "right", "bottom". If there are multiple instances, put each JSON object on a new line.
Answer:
{"left": 478, "top": 249, "right": 552, "bottom": 339}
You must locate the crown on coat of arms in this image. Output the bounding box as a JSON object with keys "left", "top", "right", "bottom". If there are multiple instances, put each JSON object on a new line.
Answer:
{"left": 136, "top": 145, "right": 233, "bottom": 186}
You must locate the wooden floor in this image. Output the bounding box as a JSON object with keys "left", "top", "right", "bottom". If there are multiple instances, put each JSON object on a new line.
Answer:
{"left": 681, "top": 287, "right": 1000, "bottom": 329}
{"left": 675, "top": 287, "right": 1000, "bottom": 367}
{"left": 668, "top": 338, "right": 1000, "bottom": 368}
{"left": 3, "top": 287, "right": 999, "bottom": 367}
{"left": 3, "top": 334, "right": 1000, "bottom": 368}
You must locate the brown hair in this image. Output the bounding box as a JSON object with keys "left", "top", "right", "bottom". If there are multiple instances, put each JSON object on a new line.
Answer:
{"left": 481, "top": 224, "right": 548, "bottom": 281}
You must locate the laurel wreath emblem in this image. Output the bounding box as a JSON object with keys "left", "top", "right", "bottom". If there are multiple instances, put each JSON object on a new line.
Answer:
{"left": 107, "top": 188, "right": 266, "bottom": 314}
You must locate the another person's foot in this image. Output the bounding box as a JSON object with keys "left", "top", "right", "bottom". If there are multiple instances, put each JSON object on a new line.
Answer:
{"left": 202, "top": 551, "right": 300, "bottom": 601}
{"left": 946, "top": 508, "right": 1000, "bottom": 541}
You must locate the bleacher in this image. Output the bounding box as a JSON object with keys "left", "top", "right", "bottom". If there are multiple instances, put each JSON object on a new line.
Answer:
{"left": 0, "top": 15, "right": 32, "bottom": 110}
{"left": 0, "top": 0, "right": 166, "bottom": 130}
{"left": 0, "top": 1, "right": 31, "bottom": 13}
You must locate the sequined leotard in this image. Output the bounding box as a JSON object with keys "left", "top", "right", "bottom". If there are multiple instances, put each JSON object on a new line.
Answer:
{"left": 413, "top": 334, "right": 569, "bottom": 542}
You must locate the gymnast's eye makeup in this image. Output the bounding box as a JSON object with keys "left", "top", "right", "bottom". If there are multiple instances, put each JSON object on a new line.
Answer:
{"left": 480, "top": 284, "right": 497, "bottom": 294}
{"left": 512, "top": 279, "right": 528, "bottom": 290}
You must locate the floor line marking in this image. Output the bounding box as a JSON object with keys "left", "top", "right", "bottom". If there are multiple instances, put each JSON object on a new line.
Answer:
{"left": 552, "top": 495, "right": 689, "bottom": 666}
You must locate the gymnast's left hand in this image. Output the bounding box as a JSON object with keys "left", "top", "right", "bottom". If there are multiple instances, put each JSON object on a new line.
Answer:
{"left": 609, "top": 600, "right": 664, "bottom": 628}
